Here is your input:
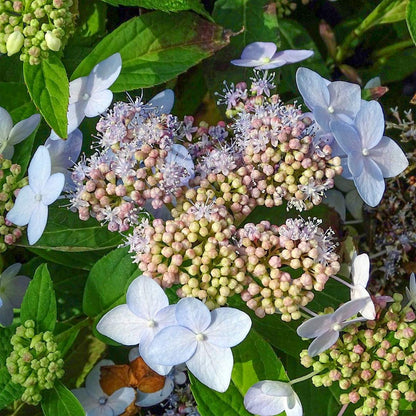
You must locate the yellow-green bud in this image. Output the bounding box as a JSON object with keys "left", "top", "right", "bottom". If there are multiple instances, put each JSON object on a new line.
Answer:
{"left": 6, "top": 30, "right": 23, "bottom": 56}
{"left": 45, "top": 31, "right": 61, "bottom": 51}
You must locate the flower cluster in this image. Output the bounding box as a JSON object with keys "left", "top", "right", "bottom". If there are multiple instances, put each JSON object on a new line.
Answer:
{"left": 0, "top": 155, "right": 27, "bottom": 251}
{"left": 0, "top": 0, "right": 75, "bottom": 64}
{"left": 69, "top": 95, "right": 193, "bottom": 231}
{"left": 239, "top": 218, "right": 340, "bottom": 320}
{"left": 0, "top": 0, "right": 74, "bottom": 63}
{"left": 6, "top": 320, "right": 64, "bottom": 405}
{"left": 300, "top": 293, "right": 416, "bottom": 416}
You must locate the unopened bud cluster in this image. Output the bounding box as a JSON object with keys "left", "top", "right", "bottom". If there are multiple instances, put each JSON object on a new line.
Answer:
{"left": 239, "top": 218, "right": 339, "bottom": 320}
{"left": 6, "top": 320, "right": 64, "bottom": 405}
{"left": 301, "top": 294, "right": 416, "bottom": 415}
{"left": 0, "top": 0, "right": 75, "bottom": 64}
{"left": 0, "top": 156, "right": 27, "bottom": 251}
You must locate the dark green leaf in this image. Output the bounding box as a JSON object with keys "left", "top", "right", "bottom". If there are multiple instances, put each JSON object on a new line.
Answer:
{"left": 23, "top": 54, "right": 69, "bottom": 138}
{"left": 190, "top": 374, "right": 252, "bottom": 416}
{"left": 41, "top": 381, "right": 85, "bottom": 416}
{"left": 16, "top": 203, "right": 124, "bottom": 271}
{"left": 83, "top": 246, "right": 140, "bottom": 317}
{"left": 20, "top": 264, "right": 57, "bottom": 332}
{"left": 72, "top": 11, "right": 229, "bottom": 91}
{"left": 278, "top": 19, "right": 330, "bottom": 94}
{"left": 0, "top": 368, "right": 24, "bottom": 411}
{"left": 0, "top": 83, "right": 32, "bottom": 114}
{"left": 407, "top": 0, "right": 416, "bottom": 44}
{"left": 62, "top": 327, "right": 107, "bottom": 388}
{"left": 102, "top": 0, "right": 211, "bottom": 19}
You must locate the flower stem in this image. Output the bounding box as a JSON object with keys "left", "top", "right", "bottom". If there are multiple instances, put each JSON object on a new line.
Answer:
{"left": 289, "top": 369, "right": 322, "bottom": 385}
{"left": 337, "top": 403, "right": 349, "bottom": 416}
{"left": 300, "top": 305, "right": 318, "bottom": 317}
{"left": 331, "top": 274, "right": 353, "bottom": 289}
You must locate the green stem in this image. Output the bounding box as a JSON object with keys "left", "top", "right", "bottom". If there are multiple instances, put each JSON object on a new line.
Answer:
{"left": 372, "top": 39, "right": 414, "bottom": 60}
{"left": 289, "top": 369, "right": 323, "bottom": 385}
{"left": 10, "top": 401, "right": 24, "bottom": 416}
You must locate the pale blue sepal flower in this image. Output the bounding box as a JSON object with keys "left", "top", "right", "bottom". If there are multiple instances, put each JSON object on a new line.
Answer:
{"left": 45, "top": 129, "right": 83, "bottom": 191}
{"left": 297, "top": 298, "right": 369, "bottom": 357}
{"left": 231, "top": 42, "right": 313, "bottom": 70}
{"left": 51, "top": 53, "right": 122, "bottom": 139}
{"left": 406, "top": 273, "right": 416, "bottom": 308}
{"left": 350, "top": 253, "right": 376, "bottom": 320}
{"left": 147, "top": 297, "right": 251, "bottom": 392}
{"left": 296, "top": 67, "right": 361, "bottom": 132}
{"left": 0, "top": 107, "right": 40, "bottom": 158}
{"left": 6, "top": 146, "right": 65, "bottom": 245}
{"left": 330, "top": 100, "right": 409, "bottom": 207}
{"left": 244, "top": 380, "right": 303, "bottom": 416}
{"left": 148, "top": 89, "right": 174, "bottom": 115}
{"left": 96, "top": 275, "right": 176, "bottom": 376}
{"left": 0, "top": 263, "right": 30, "bottom": 326}
{"left": 72, "top": 359, "right": 135, "bottom": 416}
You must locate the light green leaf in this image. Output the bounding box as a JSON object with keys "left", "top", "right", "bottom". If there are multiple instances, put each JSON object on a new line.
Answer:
{"left": 407, "top": 0, "right": 416, "bottom": 44}
{"left": 232, "top": 329, "right": 288, "bottom": 394}
{"left": 23, "top": 54, "right": 69, "bottom": 139}
{"left": 83, "top": 246, "right": 140, "bottom": 317}
{"left": 41, "top": 381, "right": 85, "bottom": 416}
{"left": 372, "top": 0, "right": 408, "bottom": 26}
{"left": 20, "top": 264, "right": 57, "bottom": 332}
{"left": 102, "top": 0, "right": 211, "bottom": 19}
{"left": 72, "top": 11, "right": 229, "bottom": 91}
{"left": 16, "top": 203, "right": 124, "bottom": 271}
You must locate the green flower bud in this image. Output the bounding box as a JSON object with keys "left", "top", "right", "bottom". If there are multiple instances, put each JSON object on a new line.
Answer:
{"left": 6, "top": 30, "right": 23, "bottom": 55}
{"left": 45, "top": 30, "right": 60, "bottom": 51}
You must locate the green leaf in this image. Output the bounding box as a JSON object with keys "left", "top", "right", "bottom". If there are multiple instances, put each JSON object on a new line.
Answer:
{"left": 0, "top": 368, "right": 24, "bottom": 411}
{"left": 83, "top": 246, "right": 140, "bottom": 317}
{"left": 20, "top": 264, "right": 57, "bottom": 332}
{"left": 23, "top": 54, "right": 69, "bottom": 139}
{"left": 72, "top": 11, "right": 229, "bottom": 91}
{"left": 407, "top": 0, "right": 416, "bottom": 44}
{"left": 229, "top": 296, "right": 307, "bottom": 358}
{"left": 41, "top": 381, "right": 85, "bottom": 416}
{"left": 190, "top": 374, "right": 252, "bottom": 416}
{"left": 62, "top": 327, "right": 107, "bottom": 388}
{"left": 370, "top": 0, "right": 408, "bottom": 27}
{"left": 232, "top": 329, "right": 288, "bottom": 393}
{"left": 102, "top": 0, "right": 211, "bottom": 19}
{"left": 0, "top": 82, "right": 32, "bottom": 113}
{"left": 16, "top": 203, "right": 124, "bottom": 270}
{"left": 278, "top": 19, "right": 330, "bottom": 94}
